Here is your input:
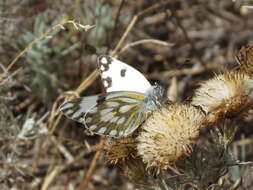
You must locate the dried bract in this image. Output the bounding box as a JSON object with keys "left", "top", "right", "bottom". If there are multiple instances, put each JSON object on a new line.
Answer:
{"left": 104, "top": 136, "right": 137, "bottom": 165}
{"left": 236, "top": 43, "right": 253, "bottom": 76}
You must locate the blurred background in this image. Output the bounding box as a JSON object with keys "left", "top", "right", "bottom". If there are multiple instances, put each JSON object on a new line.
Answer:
{"left": 0, "top": 0, "right": 253, "bottom": 189}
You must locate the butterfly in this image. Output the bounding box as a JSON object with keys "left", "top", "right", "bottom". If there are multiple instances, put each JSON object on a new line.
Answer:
{"left": 60, "top": 55, "right": 164, "bottom": 138}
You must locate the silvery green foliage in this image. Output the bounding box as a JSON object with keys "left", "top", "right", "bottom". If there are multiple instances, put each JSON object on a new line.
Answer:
{"left": 20, "top": 11, "right": 64, "bottom": 105}
{"left": 17, "top": 118, "right": 37, "bottom": 140}
{"left": 81, "top": 1, "right": 114, "bottom": 46}
{"left": 0, "top": 103, "right": 18, "bottom": 140}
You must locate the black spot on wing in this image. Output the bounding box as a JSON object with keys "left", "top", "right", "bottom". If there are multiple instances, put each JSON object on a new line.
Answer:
{"left": 97, "top": 55, "right": 113, "bottom": 72}
{"left": 97, "top": 94, "right": 106, "bottom": 104}
{"left": 120, "top": 68, "right": 127, "bottom": 77}
{"left": 102, "top": 76, "right": 112, "bottom": 89}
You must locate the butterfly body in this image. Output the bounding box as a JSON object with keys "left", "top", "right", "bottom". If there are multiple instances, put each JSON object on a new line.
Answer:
{"left": 60, "top": 56, "right": 164, "bottom": 138}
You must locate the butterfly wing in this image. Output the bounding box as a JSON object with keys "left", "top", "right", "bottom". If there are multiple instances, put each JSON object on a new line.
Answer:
{"left": 60, "top": 91, "right": 147, "bottom": 138}
{"left": 97, "top": 55, "right": 152, "bottom": 93}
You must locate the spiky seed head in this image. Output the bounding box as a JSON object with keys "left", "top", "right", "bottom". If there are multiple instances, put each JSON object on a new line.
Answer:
{"left": 191, "top": 71, "right": 253, "bottom": 122}
{"left": 137, "top": 104, "right": 205, "bottom": 170}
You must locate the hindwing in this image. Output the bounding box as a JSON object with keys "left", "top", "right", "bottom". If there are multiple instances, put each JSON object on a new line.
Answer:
{"left": 60, "top": 91, "right": 147, "bottom": 138}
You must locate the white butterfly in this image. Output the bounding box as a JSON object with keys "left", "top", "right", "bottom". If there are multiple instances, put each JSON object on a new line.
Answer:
{"left": 60, "top": 55, "right": 164, "bottom": 138}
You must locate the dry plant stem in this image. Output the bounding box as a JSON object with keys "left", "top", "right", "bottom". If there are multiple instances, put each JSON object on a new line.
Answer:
{"left": 118, "top": 39, "right": 174, "bottom": 55}
{"left": 147, "top": 63, "right": 222, "bottom": 78}
{"left": 50, "top": 136, "right": 74, "bottom": 163}
{"left": 186, "top": 182, "right": 204, "bottom": 190}
{"left": 111, "top": 16, "right": 137, "bottom": 57}
{"left": 234, "top": 137, "right": 252, "bottom": 146}
{"left": 79, "top": 137, "right": 105, "bottom": 190}
{"left": 172, "top": 11, "right": 206, "bottom": 68}
{"left": 41, "top": 166, "right": 64, "bottom": 190}
{"left": 203, "top": 4, "right": 243, "bottom": 24}
{"left": 107, "top": 0, "right": 126, "bottom": 51}
{"left": 232, "top": 161, "right": 253, "bottom": 166}
{"left": 0, "top": 67, "right": 21, "bottom": 85}
{"left": 167, "top": 77, "right": 178, "bottom": 102}
{"left": 167, "top": 164, "right": 181, "bottom": 175}
{"left": 111, "top": 1, "right": 170, "bottom": 56}
{"left": 75, "top": 70, "right": 100, "bottom": 94}
{"left": 231, "top": 178, "right": 242, "bottom": 190}
{"left": 40, "top": 144, "right": 100, "bottom": 190}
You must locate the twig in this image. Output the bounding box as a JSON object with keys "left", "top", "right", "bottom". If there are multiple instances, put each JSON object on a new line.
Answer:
{"left": 172, "top": 11, "right": 206, "bottom": 67}
{"left": 111, "top": 16, "right": 137, "bottom": 57}
{"left": 234, "top": 161, "right": 253, "bottom": 166}
{"left": 76, "top": 70, "right": 100, "bottom": 94}
{"left": 167, "top": 77, "right": 178, "bottom": 102}
{"left": 40, "top": 144, "right": 101, "bottom": 190}
{"left": 79, "top": 137, "right": 105, "bottom": 190}
{"left": 0, "top": 67, "right": 21, "bottom": 85}
{"left": 107, "top": 0, "right": 126, "bottom": 51}
{"left": 50, "top": 136, "right": 74, "bottom": 163}
{"left": 41, "top": 166, "right": 64, "bottom": 190}
{"left": 111, "top": 1, "right": 170, "bottom": 56}
{"left": 146, "top": 63, "right": 221, "bottom": 79}
{"left": 242, "top": 5, "right": 253, "bottom": 8}
{"left": 231, "top": 178, "right": 242, "bottom": 190}
{"left": 118, "top": 39, "right": 174, "bottom": 55}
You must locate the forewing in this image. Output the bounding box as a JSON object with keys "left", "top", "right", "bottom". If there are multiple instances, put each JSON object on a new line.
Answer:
{"left": 60, "top": 92, "right": 147, "bottom": 138}
{"left": 97, "top": 55, "right": 151, "bottom": 93}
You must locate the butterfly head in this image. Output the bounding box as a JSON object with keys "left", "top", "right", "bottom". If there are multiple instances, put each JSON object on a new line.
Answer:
{"left": 145, "top": 84, "right": 164, "bottom": 110}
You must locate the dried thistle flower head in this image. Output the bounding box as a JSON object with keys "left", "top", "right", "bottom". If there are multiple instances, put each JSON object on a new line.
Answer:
{"left": 104, "top": 136, "right": 137, "bottom": 165}
{"left": 236, "top": 43, "right": 253, "bottom": 75}
{"left": 137, "top": 104, "right": 205, "bottom": 170}
{"left": 191, "top": 71, "right": 253, "bottom": 122}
